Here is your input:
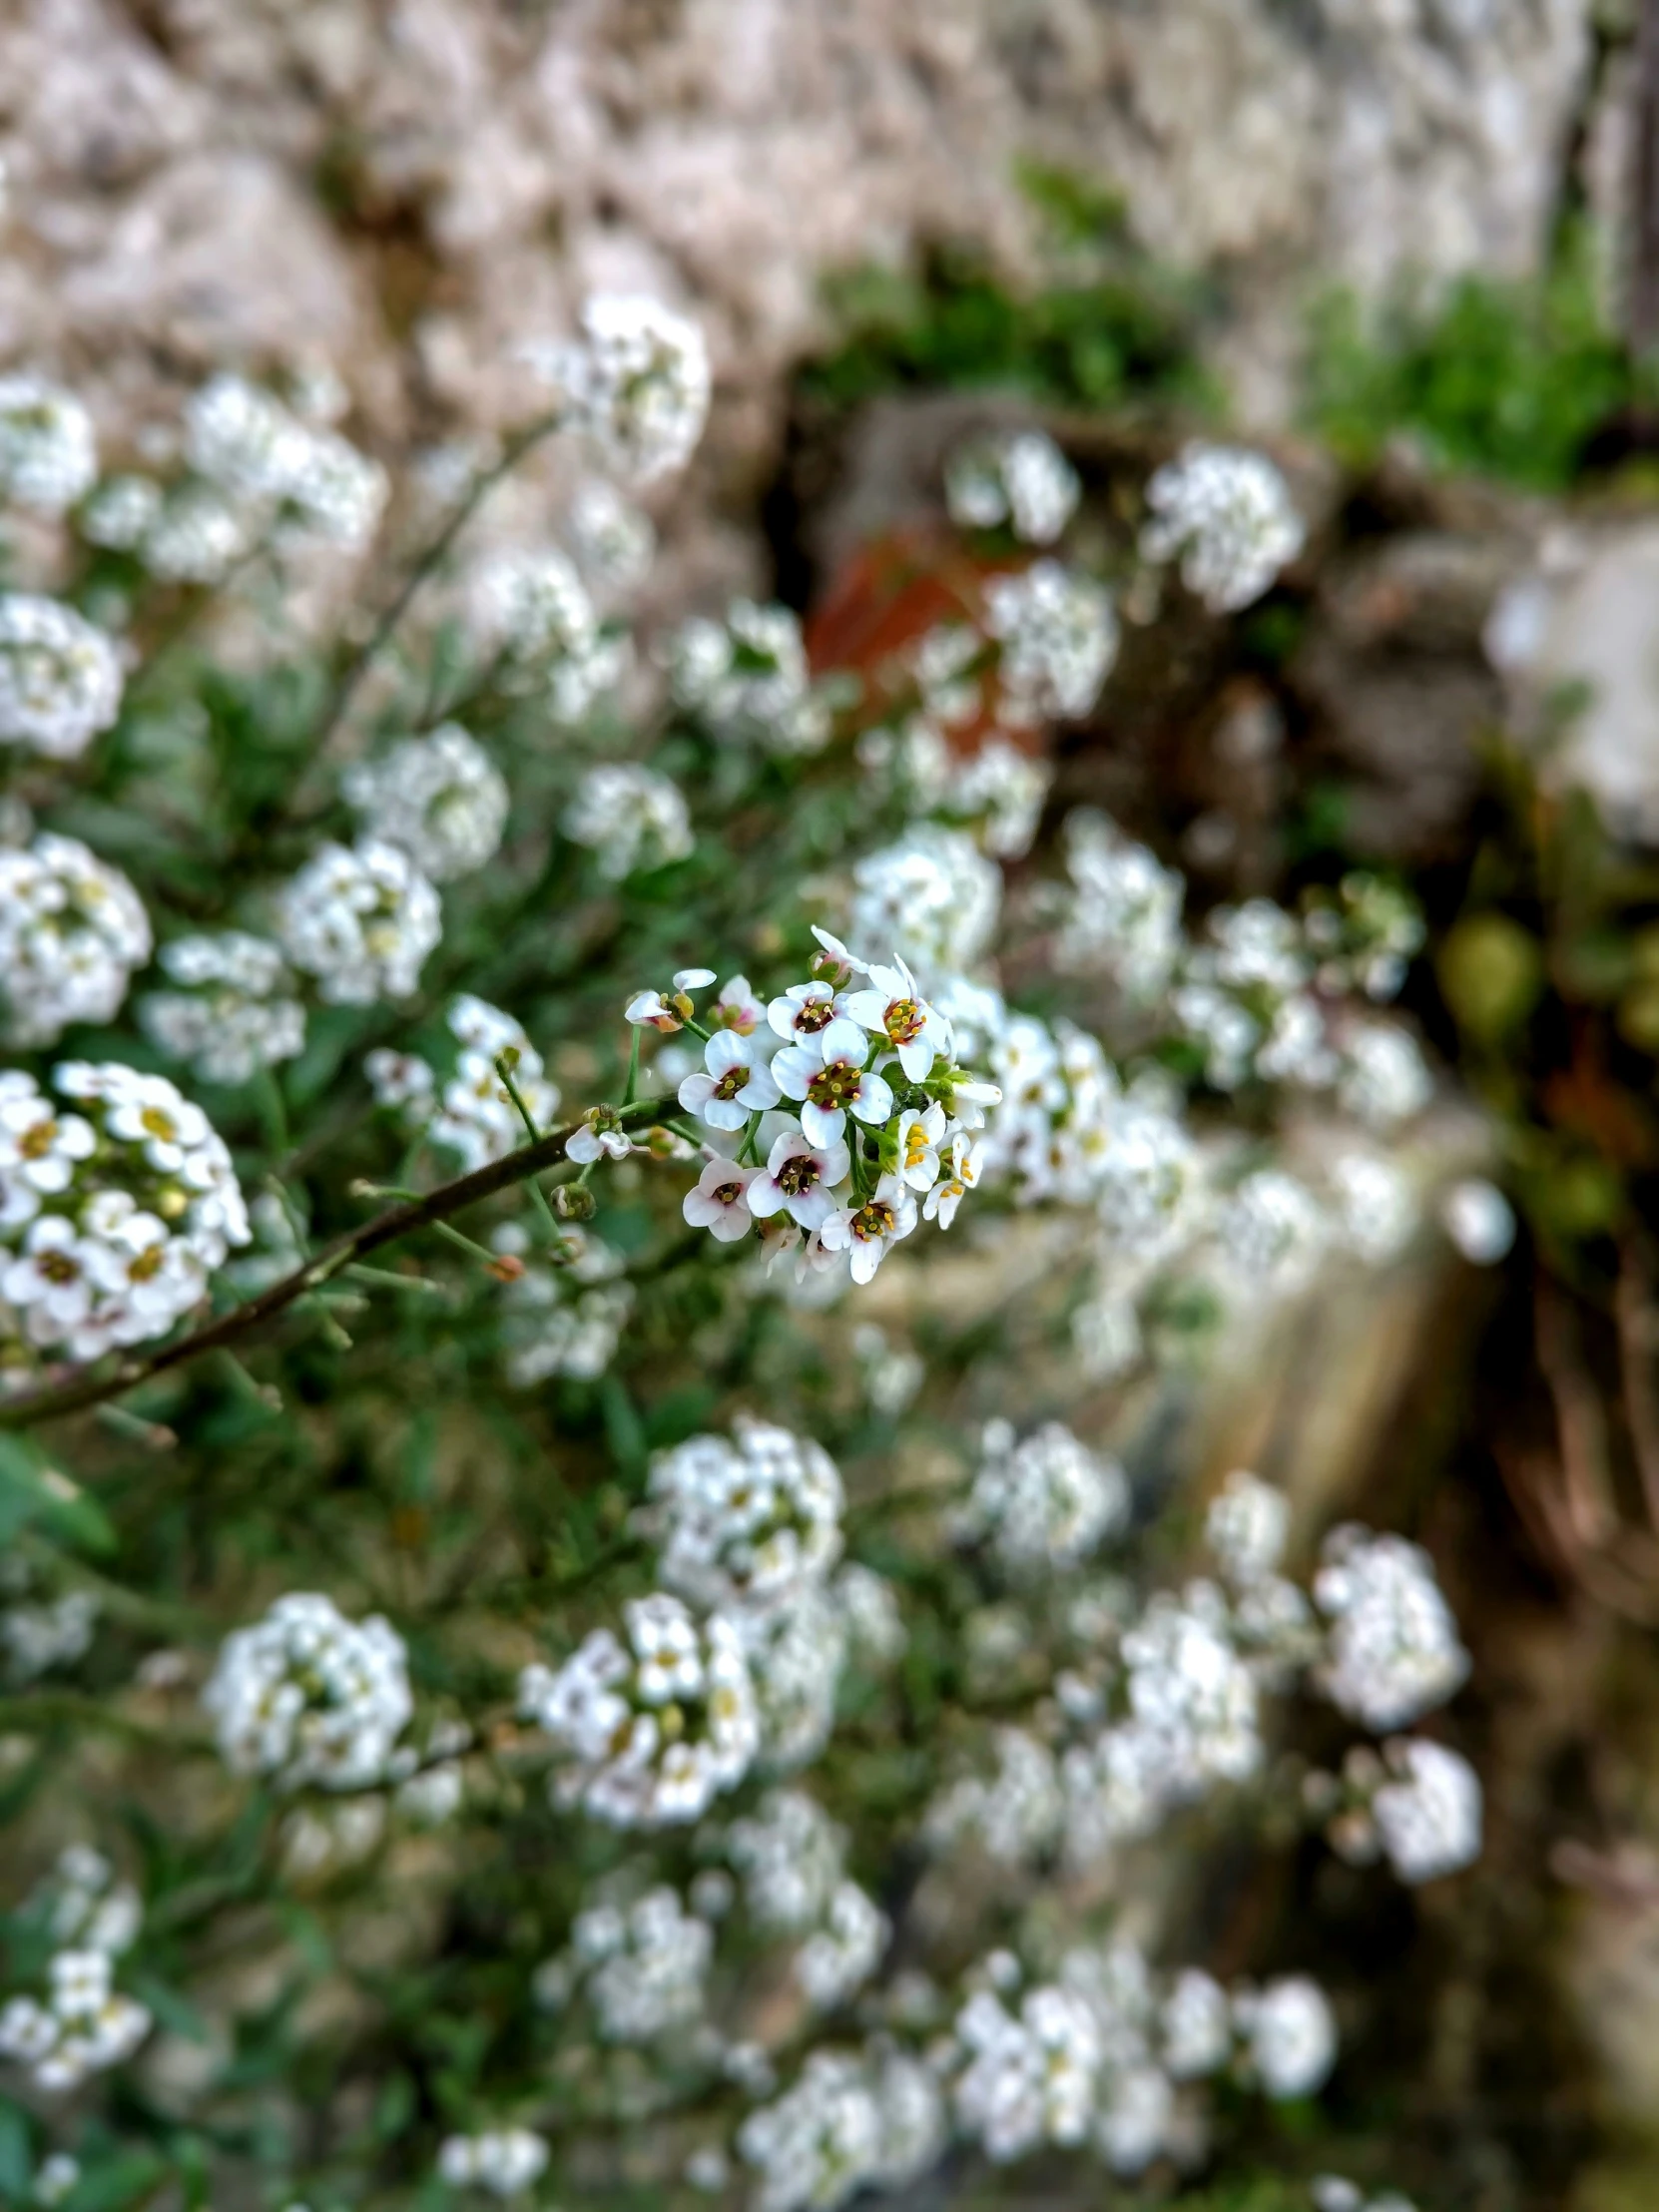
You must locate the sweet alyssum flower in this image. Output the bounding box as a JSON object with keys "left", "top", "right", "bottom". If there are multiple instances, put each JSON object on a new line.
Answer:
{"left": 819, "top": 1172, "right": 917, "bottom": 1286}
{"left": 276, "top": 838, "right": 441, "bottom": 1005}
{"left": 746, "top": 1130, "right": 850, "bottom": 1232}
{"left": 772, "top": 1019, "right": 895, "bottom": 1150}
{"left": 1140, "top": 440, "right": 1305, "bottom": 614}
{"left": 0, "top": 377, "right": 98, "bottom": 514}
{"left": 518, "top": 1591, "right": 759, "bottom": 1828}
{"left": 343, "top": 724, "right": 509, "bottom": 884}
{"left": 204, "top": 1591, "right": 412, "bottom": 1792}
{"left": 0, "top": 595, "right": 125, "bottom": 764}
{"left": 683, "top": 1156, "right": 761, "bottom": 1241}
{"left": 139, "top": 930, "right": 304, "bottom": 1086}
{"left": 679, "top": 1029, "right": 781, "bottom": 1129}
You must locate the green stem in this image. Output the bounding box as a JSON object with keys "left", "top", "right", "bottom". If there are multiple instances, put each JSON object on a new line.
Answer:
{"left": 622, "top": 1024, "right": 643, "bottom": 1109}
{"left": 0, "top": 1096, "right": 670, "bottom": 1431}
{"left": 495, "top": 1053, "right": 564, "bottom": 1247}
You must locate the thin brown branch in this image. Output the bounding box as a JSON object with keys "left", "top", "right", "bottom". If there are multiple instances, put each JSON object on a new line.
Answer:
{"left": 0, "top": 1097, "right": 669, "bottom": 1433}
{"left": 1534, "top": 1271, "right": 1619, "bottom": 1552}
{"left": 1615, "top": 1231, "right": 1659, "bottom": 1534}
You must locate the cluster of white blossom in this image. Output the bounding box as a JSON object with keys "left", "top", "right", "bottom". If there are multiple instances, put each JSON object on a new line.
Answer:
{"left": 946, "top": 1943, "right": 1333, "bottom": 2179}
{"left": 1313, "top": 1526, "right": 1470, "bottom": 1731}
{"left": 848, "top": 828, "right": 1001, "bottom": 981}
{"left": 737, "top": 2045, "right": 943, "bottom": 2212}
{"left": 567, "top": 477, "right": 656, "bottom": 594}
{"left": 945, "top": 427, "right": 1081, "bottom": 545}
{"left": 926, "top": 1725, "right": 1064, "bottom": 1866}
{"left": 203, "top": 1591, "right": 413, "bottom": 1791}
{"left": 33, "top": 2153, "right": 81, "bottom": 2206}
{"left": 533, "top": 292, "right": 711, "bottom": 484}
{"left": 538, "top": 1885, "right": 714, "bottom": 2043}
{"left": 952, "top": 1417, "right": 1128, "bottom": 1580}
{"left": 139, "top": 930, "right": 304, "bottom": 1086}
{"left": 0, "top": 831, "right": 142, "bottom": 1041}
{"left": 650, "top": 1417, "right": 844, "bottom": 1610}
{"left": 563, "top": 763, "right": 693, "bottom": 878}
{"left": 0, "top": 377, "right": 98, "bottom": 515}
{"left": 1440, "top": 1176, "right": 1516, "bottom": 1265}
{"left": 666, "top": 937, "right": 1001, "bottom": 1284}
{"left": 366, "top": 995, "right": 560, "bottom": 1173}
{"left": 0, "top": 594, "right": 124, "bottom": 761}
{"left": 726, "top": 1787, "right": 847, "bottom": 1935}
{"left": 344, "top": 725, "right": 509, "bottom": 884}
{"left": 980, "top": 560, "right": 1118, "bottom": 726}
{"left": 1140, "top": 441, "right": 1306, "bottom": 614}
{"left": 437, "top": 2129, "right": 549, "bottom": 2198}
{"left": 470, "top": 548, "right": 622, "bottom": 720}
{"left": 1052, "top": 808, "right": 1185, "bottom": 996}
{"left": 518, "top": 1591, "right": 758, "bottom": 1829}
{"left": 0, "top": 1554, "right": 98, "bottom": 1683}
{"left": 275, "top": 838, "right": 441, "bottom": 1005}
{"left": 0, "top": 1848, "right": 151, "bottom": 2093}
{"left": 796, "top": 1878, "right": 890, "bottom": 2012}
{"left": 1302, "top": 872, "right": 1426, "bottom": 1002}
{"left": 1318, "top": 1735, "right": 1483, "bottom": 1885}
{"left": 861, "top": 723, "right": 1053, "bottom": 860}
{"left": 1313, "top": 2175, "right": 1418, "bottom": 2212}
{"left": 490, "top": 1220, "right": 634, "bottom": 1384}
{"left": 669, "top": 599, "right": 834, "bottom": 756}
{"left": 0, "top": 1061, "right": 249, "bottom": 1372}
{"left": 183, "top": 372, "right": 387, "bottom": 550}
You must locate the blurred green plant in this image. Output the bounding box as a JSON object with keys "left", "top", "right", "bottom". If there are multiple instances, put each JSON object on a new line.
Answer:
{"left": 1306, "top": 224, "right": 1659, "bottom": 492}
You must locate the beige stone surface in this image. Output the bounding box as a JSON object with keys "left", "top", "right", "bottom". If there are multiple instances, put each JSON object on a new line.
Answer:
{"left": 0, "top": 0, "right": 1594, "bottom": 488}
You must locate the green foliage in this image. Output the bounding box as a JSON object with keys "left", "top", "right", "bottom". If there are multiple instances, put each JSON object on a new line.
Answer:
{"left": 1306, "top": 226, "right": 1657, "bottom": 491}
{"left": 802, "top": 165, "right": 1218, "bottom": 414}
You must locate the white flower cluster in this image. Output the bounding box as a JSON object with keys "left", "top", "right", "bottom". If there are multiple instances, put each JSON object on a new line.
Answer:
{"left": 739, "top": 1580, "right": 849, "bottom": 1774}
{"left": 650, "top": 1416, "right": 844, "bottom": 1611}
{"left": 470, "top": 548, "right": 621, "bottom": 720}
{"left": 567, "top": 477, "right": 655, "bottom": 593}
{"left": 140, "top": 930, "right": 304, "bottom": 1086}
{"left": 276, "top": 838, "right": 441, "bottom": 1005}
{"left": 1321, "top": 1735, "right": 1483, "bottom": 1886}
{"left": 344, "top": 724, "right": 509, "bottom": 883}
{"left": 926, "top": 1725, "right": 1063, "bottom": 1867}
{"left": 669, "top": 599, "right": 832, "bottom": 756}
{"left": 1313, "top": 1525, "right": 1469, "bottom": 1731}
{"left": 796, "top": 1879, "right": 890, "bottom": 2012}
{"left": 1053, "top": 807, "right": 1184, "bottom": 998}
{"left": 0, "top": 377, "right": 98, "bottom": 514}
{"left": 33, "top": 2153, "right": 80, "bottom": 2206}
{"left": 882, "top": 730, "right": 1052, "bottom": 860}
{"left": 540, "top": 292, "right": 712, "bottom": 483}
{"left": 563, "top": 763, "right": 692, "bottom": 879}
{"left": 184, "top": 372, "right": 386, "bottom": 549}
{"left": 437, "top": 2129, "right": 549, "bottom": 2198}
{"left": 981, "top": 559, "right": 1118, "bottom": 725}
{"left": 952, "top": 1418, "right": 1128, "bottom": 1580}
{"left": 1140, "top": 441, "right": 1305, "bottom": 614}
{"left": 948, "top": 1939, "right": 1334, "bottom": 2177}
{"left": 541, "top": 1885, "right": 714, "bottom": 2043}
{"left": 0, "top": 1554, "right": 98, "bottom": 1683}
{"left": 1, "top": 1062, "right": 249, "bottom": 1369}
{"left": 1314, "top": 2175, "right": 1418, "bottom": 2212}
{"left": 945, "top": 427, "right": 1080, "bottom": 545}
{"left": 673, "top": 940, "right": 1001, "bottom": 1282}
{"left": 727, "top": 1787, "right": 848, "bottom": 1935}
{"left": 848, "top": 828, "right": 1001, "bottom": 982}
{"left": 1302, "top": 872, "right": 1426, "bottom": 1003}
{"left": 0, "top": 1848, "right": 150, "bottom": 2093}
{"left": 518, "top": 1591, "right": 758, "bottom": 1829}
{"left": 492, "top": 1222, "right": 633, "bottom": 1385}
{"left": 1440, "top": 1176, "right": 1516, "bottom": 1265}
{"left": 204, "top": 1591, "right": 413, "bottom": 1791}
{"left": 737, "top": 2045, "right": 942, "bottom": 2212}
{"left": 366, "top": 995, "right": 559, "bottom": 1174}
{"left": 0, "top": 595, "right": 124, "bottom": 763}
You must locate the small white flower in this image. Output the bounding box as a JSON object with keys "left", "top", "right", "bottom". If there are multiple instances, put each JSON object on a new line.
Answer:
{"left": 678, "top": 1030, "right": 782, "bottom": 1130}
{"left": 772, "top": 1020, "right": 894, "bottom": 1149}
{"left": 767, "top": 978, "right": 848, "bottom": 1044}
{"left": 747, "top": 1129, "right": 851, "bottom": 1231}
{"left": 840, "top": 953, "right": 951, "bottom": 1082}
{"left": 566, "top": 1109, "right": 634, "bottom": 1166}
{"left": 683, "top": 1158, "right": 760, "bottom": 1242}
{"left": 923, "top": 1130, "right": 984, "bottom": 1227}
{"left": 820, "top": 1173, "right": 917, "bottom": 1286}
{"left": 892, "top": 1102, "right": 947, "bottom": 1191}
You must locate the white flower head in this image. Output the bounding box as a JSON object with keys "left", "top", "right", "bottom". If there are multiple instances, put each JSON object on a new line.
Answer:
{"left": 772, "top": 1019, "right": 894, "bottom": 1150}
{"left": 678, "top": 1029, "right": 781, "bottom": 1130}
